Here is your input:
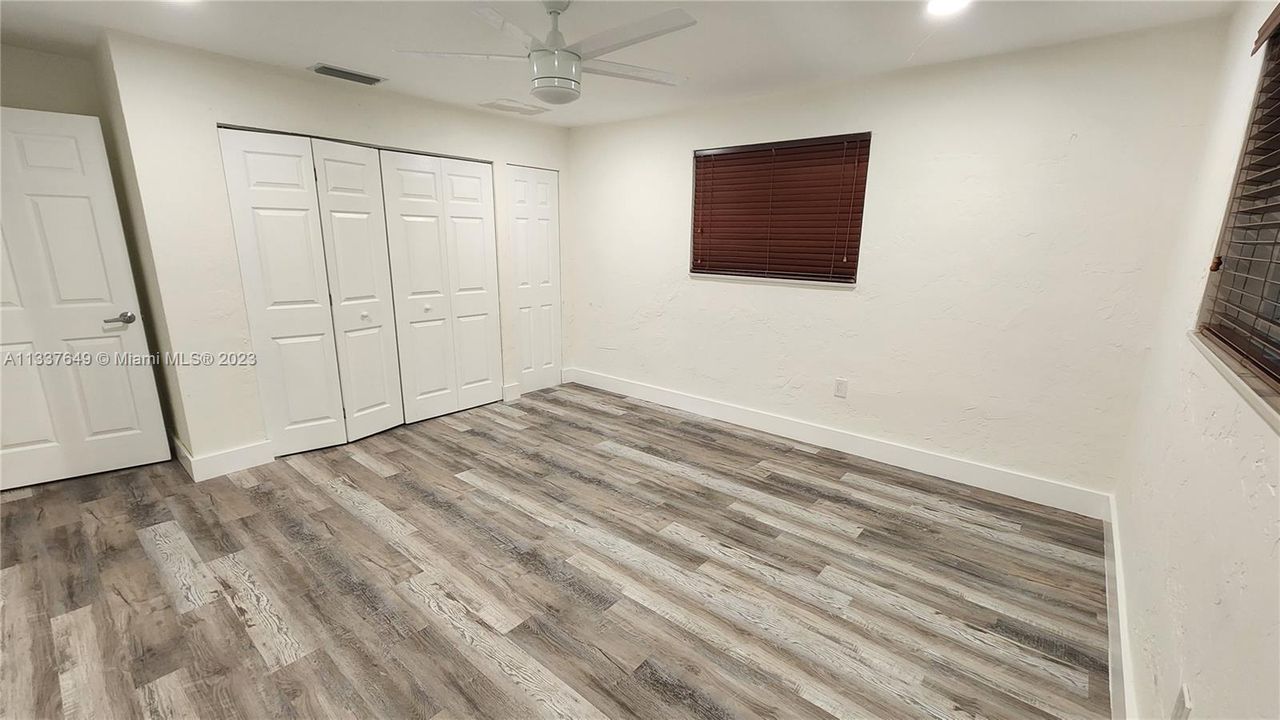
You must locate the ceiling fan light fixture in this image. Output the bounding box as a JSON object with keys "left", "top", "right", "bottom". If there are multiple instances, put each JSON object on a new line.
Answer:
{"left": 531, "top": 80, "right": 581, "bottom": 104}
{"left": 530, "top": 48, "right": 582, "bottom": 104}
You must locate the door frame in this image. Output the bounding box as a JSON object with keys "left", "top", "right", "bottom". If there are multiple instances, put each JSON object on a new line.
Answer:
{"left": 218, "top": 124, "right": 495, "bottom": 166}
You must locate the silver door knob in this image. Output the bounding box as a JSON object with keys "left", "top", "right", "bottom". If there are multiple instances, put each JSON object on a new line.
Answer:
{"left": 104, "top": 311, "right": 137, "bottom": 325}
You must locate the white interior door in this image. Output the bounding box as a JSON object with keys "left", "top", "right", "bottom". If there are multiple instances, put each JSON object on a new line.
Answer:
{"left": 441, "top": 158, "right": 503, "bottom": 410}
{"left": 220, "top": 129, "right": 347, "bottom": 456}
{"left": 0, "top": 107, "right": 168, "bottom": 489}
{"left": 381, "top": 151, "right": 502, "bottom": 422}
{"left": 311, "top": 139, "right": 403, "bottom": 440}
{"left": 509, "top": 165, "right": 562, "bottom": 393}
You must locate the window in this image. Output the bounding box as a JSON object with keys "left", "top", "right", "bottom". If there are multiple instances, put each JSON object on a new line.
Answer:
{"left": 1199, "top": 33, "right": 1280, "bottom": 390}
{"left": 691, "top": 133, "right": 870, "bottom": 284}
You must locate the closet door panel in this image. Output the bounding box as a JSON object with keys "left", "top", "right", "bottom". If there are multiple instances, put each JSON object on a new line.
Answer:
{"left": 405, "top": 216, "right": 447, "bottom": 297}
{"left": 220, "top": 129, "right": 347, "bottom": 455}
{"left": 441, "top": 158, "right": 503, "bottom": 410}
{"left": 381, "top": 150, "right": 459, "bottom": 421}
{"left": 312, "top": 139, "right": 403, "bottom": 440}
{"left": 454, "top": 314, "right": 497, "bottom": 389}
{"left": 408, "top": 318, "right": 454, "bottom": 402}
{"left": 401, "top": 214, "right": 456, "bottom": 410}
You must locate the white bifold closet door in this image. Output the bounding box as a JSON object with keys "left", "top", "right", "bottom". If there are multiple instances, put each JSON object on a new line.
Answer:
{"left": 221, "top": 129, "right": 347, "bottom": 456}
{"left": 509, "top": 165, "right": 562, "bottom": 392}
{"left": 311, "top": 139, "right": 404, "bottom": 440}
{"left": 380, "top": 150, "right": 503, "bottom": 422}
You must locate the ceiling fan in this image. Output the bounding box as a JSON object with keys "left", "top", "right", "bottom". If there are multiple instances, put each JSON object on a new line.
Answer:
{"left": 398, "top": 1, "right": 697, "bottom": 105}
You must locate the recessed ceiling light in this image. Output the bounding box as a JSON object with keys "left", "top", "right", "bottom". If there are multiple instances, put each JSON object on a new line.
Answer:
{"left": 926, "top": 0, "right": 972, "bottom": 17}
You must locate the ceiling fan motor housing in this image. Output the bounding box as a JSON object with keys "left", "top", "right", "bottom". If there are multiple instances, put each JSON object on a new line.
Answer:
{"left": 530, "top": 49, "right": 581, "bottom": 104}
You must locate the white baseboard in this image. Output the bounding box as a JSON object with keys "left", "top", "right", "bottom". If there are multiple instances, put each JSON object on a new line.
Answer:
{"left": 172, "top": 435, "right": 274, "bottom": 482}
{"left": 1104, "top": 497, "right": 1138, "bottom": 718}
{"left": 562, "top": 367, "right": 1111, "bottom": 519}
{"left": 503, "top": 382, "right": 522, "bottom": 403}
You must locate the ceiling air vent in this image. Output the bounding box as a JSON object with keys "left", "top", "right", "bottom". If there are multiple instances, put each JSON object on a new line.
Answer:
{"left": 310, "top": 63, "right": 385, "bottom": 86}
{"left": 478, "top": 98, "right": 548, "bottom": 116}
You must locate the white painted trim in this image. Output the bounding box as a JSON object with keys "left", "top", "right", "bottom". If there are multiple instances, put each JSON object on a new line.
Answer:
{"left": 562, "top": 367, "right": 1111, "bottom": 519}
{"left": 1105, "top": 496, "right": 1139, "bottom": 718}
{"left": 1190, "top": 332, "right": 1280, "bottom": 435}
{"left": 503, "top": 382, "right": 522, "bottom": 403}
{"left": 171, "top": 435, "right": 274, "bottom": 482}
{"left": 689, "top": 272, "right": 858, "bottom": 291}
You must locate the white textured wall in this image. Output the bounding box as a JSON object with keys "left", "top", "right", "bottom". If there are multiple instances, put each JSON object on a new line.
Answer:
{"left": 0, "top": 44, "right": 101, "bottom": 117}
{"left": 100, "top": 33, "right": 570, "bottom": 458}
{"left": 565, "top": 20, "right": 1226, "bottom": 493}
{"left": 1120, "top": 3, "right": 1280, "bottom": 718}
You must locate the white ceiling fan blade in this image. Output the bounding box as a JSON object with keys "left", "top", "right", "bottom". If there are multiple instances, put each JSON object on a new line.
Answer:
{"left": 581, "top": 59, "right": 683, "bottom": 86}
{"left": 396, "top": 51, "right": 527, "bottom": 62}
{"left": 473, "top": 6, "right": 546, "bottom": 51}
{"left": 566, "top": 9, "right": 696, "bottom": 60}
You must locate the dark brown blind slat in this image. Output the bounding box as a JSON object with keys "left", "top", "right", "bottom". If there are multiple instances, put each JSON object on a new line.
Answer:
{"left": 1239, "top": 179, "right": 1280, "bottom": 200}
{"left": 1237, "top": 198, "right": 1280, "bottom": 214}
{"left": 691, "top": 133, "right": 870, "bottom": 284}
{"left": 1201, "top": 34, "right": 1280, "bottom": 387}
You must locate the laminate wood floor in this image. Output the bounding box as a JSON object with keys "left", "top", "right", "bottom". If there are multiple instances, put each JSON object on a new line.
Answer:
{"left": 1, "top": 384, "right": 1110, "bottom": 719}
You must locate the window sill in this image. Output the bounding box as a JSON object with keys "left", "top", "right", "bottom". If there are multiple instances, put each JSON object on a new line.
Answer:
{"left": 1190, "top": 331, "right": 1280, "bottom": 435}
{"left": 688, "top": 272, "right": 857, "bottom": 290}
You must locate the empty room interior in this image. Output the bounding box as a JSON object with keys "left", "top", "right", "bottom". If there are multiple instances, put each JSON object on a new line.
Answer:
{"left": 1, "top": 0, "right": 1278, "bottom": 718}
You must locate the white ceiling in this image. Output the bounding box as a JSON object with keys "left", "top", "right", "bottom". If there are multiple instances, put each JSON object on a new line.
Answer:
{"left": 1, "top": 1, "right": 1231, "bottom": 127}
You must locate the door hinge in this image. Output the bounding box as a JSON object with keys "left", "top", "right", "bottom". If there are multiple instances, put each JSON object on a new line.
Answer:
{"left": 1210, "top": 255, "right": 1223, "bottom": 272}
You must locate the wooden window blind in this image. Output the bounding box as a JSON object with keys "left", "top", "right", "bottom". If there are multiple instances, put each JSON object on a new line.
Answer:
{"left": 691, "top": 133, "right": 871, "bottom": 284}
{"left": 1200, "top": 33, "right": 1280, "bottom": 388}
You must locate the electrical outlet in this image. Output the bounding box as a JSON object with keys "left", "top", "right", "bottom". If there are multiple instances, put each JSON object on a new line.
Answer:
{"left": 1172, "top": 684, "right": 1192, "bottom": 720}
{"left": 834, "top": 378, "right": 848, "bottom": 399}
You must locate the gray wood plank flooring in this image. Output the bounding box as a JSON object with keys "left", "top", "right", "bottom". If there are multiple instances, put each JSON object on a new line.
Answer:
{"left": 1, "top": 383, "right": 1109, "bottom": 719}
